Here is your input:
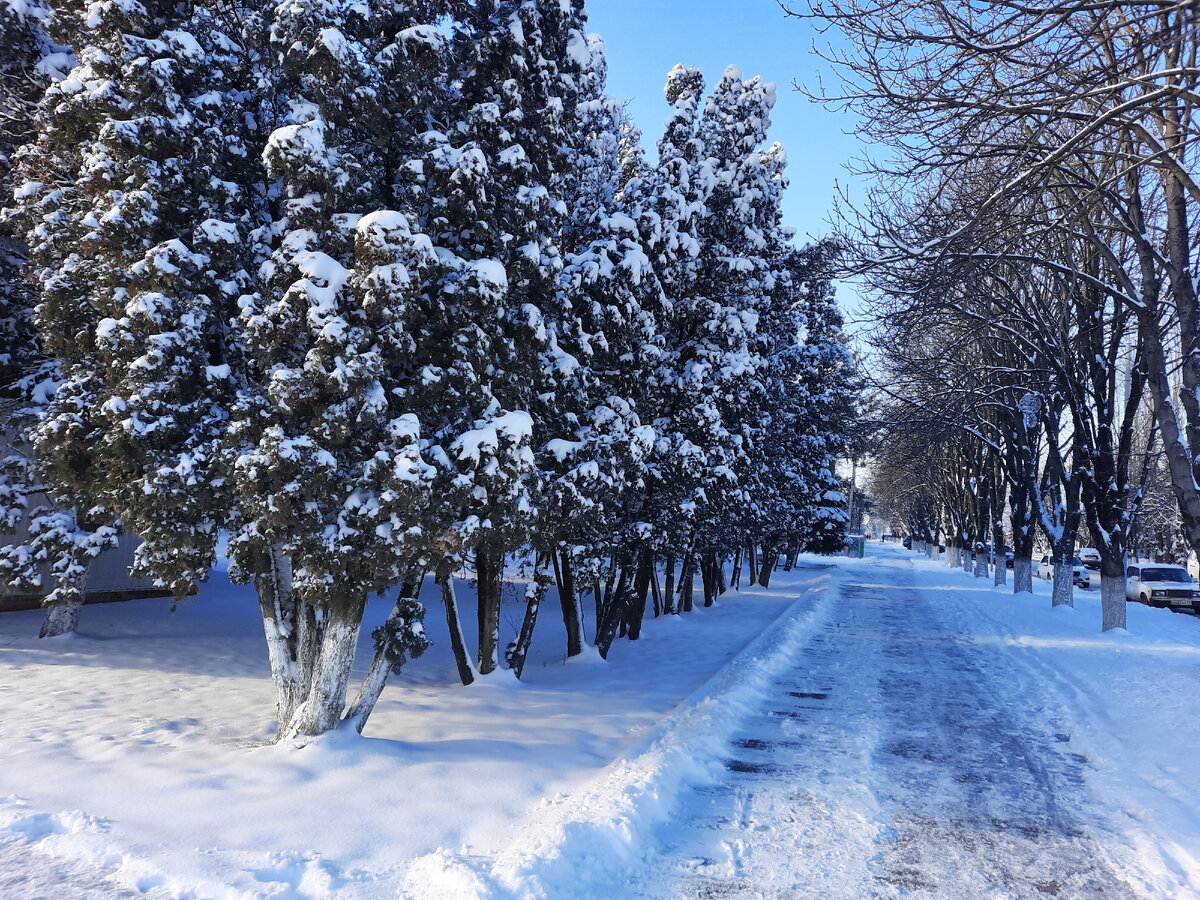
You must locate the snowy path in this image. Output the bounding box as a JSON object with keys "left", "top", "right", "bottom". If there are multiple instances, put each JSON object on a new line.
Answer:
{"left": 641, "top": 549, "right": 1140, "bottom": 899}
{"left": 0, "top": 838, "right": 161, "bottom": 899}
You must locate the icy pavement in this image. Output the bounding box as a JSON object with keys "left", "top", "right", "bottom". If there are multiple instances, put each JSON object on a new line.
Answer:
{"left": 642, "top": 551, "right": 1140, "bottom": 899}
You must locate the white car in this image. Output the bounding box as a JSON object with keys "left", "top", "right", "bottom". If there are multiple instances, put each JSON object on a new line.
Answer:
{"left": 1036, "top": 555, "right": 1090, "bottom": 588}
{"left": 1125, "top": 564, "right": 1200, "bottom": 611}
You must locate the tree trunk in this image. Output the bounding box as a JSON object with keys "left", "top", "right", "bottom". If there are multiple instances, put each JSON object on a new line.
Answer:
{"left": 716, "top": 552, "right": 728, "bottom": 594}
{"left": 680, "top": 550, "right": 695, "bottom": 613}
{"left": 552, "top": 548, "right": 583, "bottom": 657}
{"left": 255, "top": 548, "right": 323, "bottom": 738}
{"left": 747, "top": 542, "right": 758, "bottom": 586}
{"left": 600, "top": 563, "right": 617, "bottom": 625}
{"left": 1051, "top": 558, "right": 1074, "bottom": 609}
{"left": 438, "top": 563, "right": 475, "bottom": 686}
{"left": 626, "top": 547, "right": 654, "bottom": 640}
{"left": 39, "top": 591, "right": 82, "bottom": 639}
{"left": 1012, "top": 556, "right": 1033, "bottom": 594}
{"left": 973, "top": 545, "right": 987, "bottom": 579}
{"left": 284, "top": 595, "right": 367, "bottom": 739}
{"left": 507, "top": 555, "right": 551, "bottom": 678}
{"left": 664, "top": 552, "right": 677, "bottom": 614}
{"left": 475, "top": 548, "right": 503, "bottom": 675}
{"left": 650, "top": 561, "right": 663, "bottom": 617}
{"left": 758, "top": 545, "right": 774, "bottom": 588}
{"left": 343, "top": 577, "right": 427, "bottom": 734}
{"left": 1100, "top": 569, "right": 1127, "bottom": 632}
{"left": 730, "top": 547, "right": 742, "bottom": 591}
{"left": 595, "top": 562, "right": 630, "bottom": 658}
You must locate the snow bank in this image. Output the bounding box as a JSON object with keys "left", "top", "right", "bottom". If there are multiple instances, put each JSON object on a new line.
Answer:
{"left": 0, "top": 559, "right": 817, "bottom": 898}
{"left": 403, "top": 568, "right": 834, "bottom": 898}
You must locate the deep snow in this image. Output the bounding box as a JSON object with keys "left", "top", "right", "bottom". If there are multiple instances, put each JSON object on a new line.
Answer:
{"left": 0, "top": 544, "right": 1198, "bottom": 898}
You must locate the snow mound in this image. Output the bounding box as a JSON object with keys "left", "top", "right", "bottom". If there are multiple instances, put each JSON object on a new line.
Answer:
{"left": 402, "top": 577, "right": 832, "bottom": 898}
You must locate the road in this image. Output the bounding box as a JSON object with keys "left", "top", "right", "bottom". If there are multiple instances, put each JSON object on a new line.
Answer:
{"left": 642, "top": 548, "right": 1139, "bottom": 899}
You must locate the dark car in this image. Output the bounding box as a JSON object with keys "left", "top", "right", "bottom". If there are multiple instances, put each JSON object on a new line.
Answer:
{"left": 903, "top": 536, "right": 913, "bottom": 550}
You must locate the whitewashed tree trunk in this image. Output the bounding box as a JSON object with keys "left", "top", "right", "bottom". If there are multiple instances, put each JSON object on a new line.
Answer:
{"left": 256, "top": 549, "right": 300, "bottom": 734}
{"left": 285, "top": 597, "right": 367, "bottom": 738}
{"left": 1100, "top": 573, "right": 1127, "bottom": 631}
{"left": 1051, "top": 560, "right": 1074, "bottom": 608}
{"left": 39, "top": 593, "right": 83, "bottom": 638}
{"left": 1012, "top": 557, "right": 1033, "bottom": 594}
{"left": 961, "top": 546, "right": 971, "bottom": 573}
{"left": 993, "top": 556, "right": 1006, "bottom": 587}
{"left": 974, "top": 548, "right": 987, "bottom": 578}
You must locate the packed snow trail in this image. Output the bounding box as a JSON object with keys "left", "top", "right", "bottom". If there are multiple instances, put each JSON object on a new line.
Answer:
{"left": 643, "top": 547, "right": 1140, "bottom": 899}
{"left": 0, "top": 838, "right": 164, "bottom": 899}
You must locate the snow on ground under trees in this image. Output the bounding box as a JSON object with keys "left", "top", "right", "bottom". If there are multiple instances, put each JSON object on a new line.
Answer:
{"left": 1, "top": 545, "right": 1199, "bottom": 898}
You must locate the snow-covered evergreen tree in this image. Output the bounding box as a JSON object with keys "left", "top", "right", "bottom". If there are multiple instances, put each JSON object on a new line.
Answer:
{"left": 0, "top": 0, "right": 56, "bottom": 387}
{"left": 408, "top": 0, "right": 596, "bottom": 678}
{"left": 19, "top": 0, "right": 261, "bottom": 612}
{"left": 225, "top": 0, "right": 467, "bottom": 736}
{"left": 535, "top": 30, "right": 663, "bottom": 658}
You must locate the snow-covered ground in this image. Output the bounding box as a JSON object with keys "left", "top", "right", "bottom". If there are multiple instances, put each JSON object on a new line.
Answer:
{"left": 1, "top": 544, "right": 1198, "bottom": 898}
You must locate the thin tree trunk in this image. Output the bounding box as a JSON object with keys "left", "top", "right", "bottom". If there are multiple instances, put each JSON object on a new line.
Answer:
{"left": 627, "top": 547, "right": 654, "bottom": 640}
{"left": 716, "top": 551, "right": 728, "bottom": 594}
{"left": 701, "top": 550, "right": 716, "bottom": 606}
{"left": 596, "top": 563, "right": 630, "bottom": 658}
{"left": 438, "top": 563, "right": 475, "bottom": 686}
{"left": 650, "top": 560, "right": 663, "bottom": 617}
{"left": 552, "top": 548, "right": 583, "bottom": 657}
{"left": 507, "top": 555, "right": 551, "bottom": 678}
{"left": 475, "top": 548, "right": 503, "bottom": 675}
{"left": 680, "top": 550, "right": 695, "bottom": 613}
{"left": 664, "top": 553, "right": 677, "bottom": 614}
{"left": 344, "top": 576, "right": 426, "bottom": 734}
{"left": 730, "top": 546, "right": 742, "bottom": 591}
{"left": 747, "top": 542, "right": 758, "bottom": 586}
{"left": 600, "top": 562, "right": 617, "bottom": 625}
{"left": 759, "top": 545, "right": 774, "bottom": 588}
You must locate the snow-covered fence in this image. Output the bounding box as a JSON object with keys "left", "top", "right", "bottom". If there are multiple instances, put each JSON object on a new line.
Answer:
{"left": 0, "top": 530, "right": 167, "bottom": 612}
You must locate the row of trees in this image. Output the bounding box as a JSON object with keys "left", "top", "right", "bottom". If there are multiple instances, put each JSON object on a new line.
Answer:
{"left": 0, "top": 0, "right": 858, "bottom": 738}
{"left": 798, "top": 0, "right": 1200, "bottom": 631}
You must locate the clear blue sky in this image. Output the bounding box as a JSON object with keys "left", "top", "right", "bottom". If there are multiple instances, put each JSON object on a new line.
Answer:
{"left": 584, "top": 0, "right": 860, "bottom": 246}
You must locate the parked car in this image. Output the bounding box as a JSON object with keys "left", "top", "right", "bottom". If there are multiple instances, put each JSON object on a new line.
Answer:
{"left": 1005, "top": 549, "right": 1014, "bottom": 569}
{"left": 1125, "top": 564, "right": 1200, "bottom": 610}
{"left": 902, "top": 535, "right": 913, "bottom": 550}
{"left": 1036, "top": 555, "right": 1090, "bottom": 588}
{"left": 1076, "top": 547, "right": 1101, "bottom": 571}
